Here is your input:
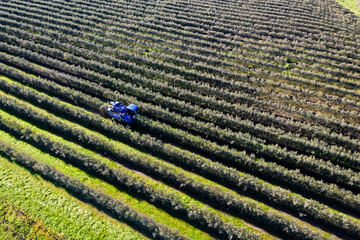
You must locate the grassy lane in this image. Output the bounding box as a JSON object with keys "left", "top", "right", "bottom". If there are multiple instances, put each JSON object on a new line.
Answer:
{"left": 0, "top": 155, "right": 147, "bottom": 240}
{"left": 0, "top": 198, "right": 66, "bottom": 240}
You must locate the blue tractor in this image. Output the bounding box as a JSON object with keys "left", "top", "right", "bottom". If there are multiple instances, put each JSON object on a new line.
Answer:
{"left": 102, "top": 101, "right": 139, "bottom": 123}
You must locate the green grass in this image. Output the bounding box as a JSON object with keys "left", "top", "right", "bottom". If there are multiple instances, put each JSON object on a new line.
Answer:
{"left": 0, "top": 228, "right": 24, "bottom": 240}
{"left": 336, "top": 0, "right": 360, "bottom": 16}
{"left": 0, "top": 230, "right": 16, "bottom": 240}
{"left": 0, "top": 155, "right": 147, "bottom": 240}
{"left": 0, "top": 198, "right": 65, "bottom": 239}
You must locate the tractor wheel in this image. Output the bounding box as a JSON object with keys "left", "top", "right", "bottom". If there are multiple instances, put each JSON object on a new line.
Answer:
{"left": 99, "top": 105, "right": 108, "bottom": 118}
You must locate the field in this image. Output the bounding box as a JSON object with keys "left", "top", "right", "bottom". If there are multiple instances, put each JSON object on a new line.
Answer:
{"left": 0, "top": 0, "right": 359, "bottom": 239}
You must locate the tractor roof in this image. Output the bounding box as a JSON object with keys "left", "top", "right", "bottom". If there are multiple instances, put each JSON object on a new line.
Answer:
{"left": 126, "top": 103, "right": 139, "bottom": 112}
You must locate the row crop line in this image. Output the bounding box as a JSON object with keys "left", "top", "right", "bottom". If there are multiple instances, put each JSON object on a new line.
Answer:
{"left": 0, "top": 109, "right": 264, "bottom": 240}
{"left": 3, "top": 16, "right": 359, "bottom": 127}
{"left": 2, "top": 1, "right": 360, "bottom": 115}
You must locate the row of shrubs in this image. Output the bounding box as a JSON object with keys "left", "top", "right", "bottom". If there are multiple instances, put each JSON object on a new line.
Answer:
{"left": 13, "top": 0, "right": 360, "bottom": 105}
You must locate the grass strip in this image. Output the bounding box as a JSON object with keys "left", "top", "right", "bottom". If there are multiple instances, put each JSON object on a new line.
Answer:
{"left": 0, "top": 156, "right": 147, "bottom": 240}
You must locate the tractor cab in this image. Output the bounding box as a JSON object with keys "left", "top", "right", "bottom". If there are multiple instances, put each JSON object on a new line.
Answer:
{"left": 105, "top": 101, "right": 138, "bottom": 123}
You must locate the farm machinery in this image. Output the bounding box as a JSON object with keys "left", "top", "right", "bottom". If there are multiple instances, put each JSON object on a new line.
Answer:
{"left": 101, "top": 101, "right": 139, "bottom": 124}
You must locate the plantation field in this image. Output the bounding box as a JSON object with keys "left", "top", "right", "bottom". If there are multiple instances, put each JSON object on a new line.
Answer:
{"left": 0, "top": 0, "right": 359, "bottom": 239}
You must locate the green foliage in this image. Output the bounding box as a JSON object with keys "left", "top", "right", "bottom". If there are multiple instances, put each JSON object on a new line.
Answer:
{"left": 0, "top": 198, "right": 66, "bottom": 240}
